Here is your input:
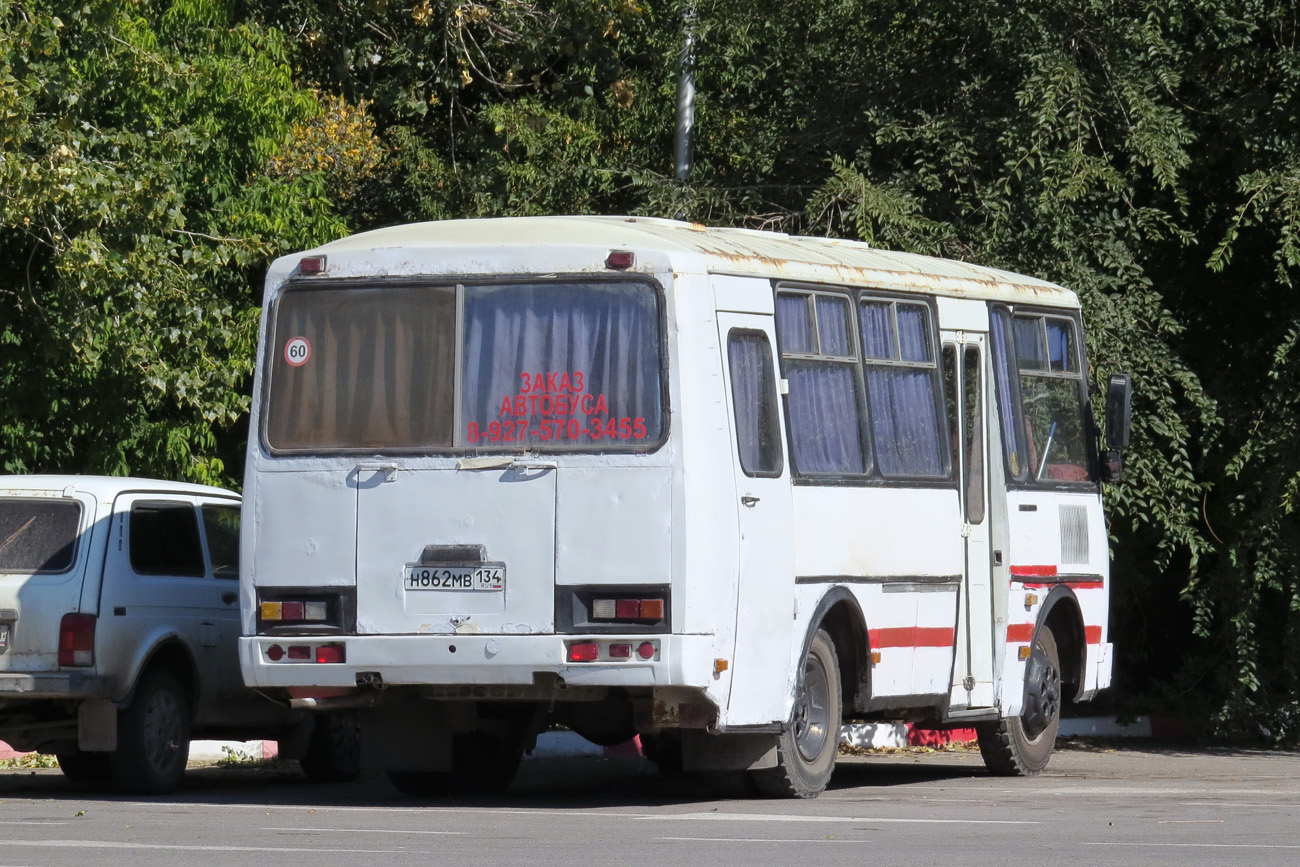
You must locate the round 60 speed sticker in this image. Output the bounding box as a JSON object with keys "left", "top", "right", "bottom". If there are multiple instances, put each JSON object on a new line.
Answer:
{"left": 284, "top": 337, "right": 312, "bottom": 367}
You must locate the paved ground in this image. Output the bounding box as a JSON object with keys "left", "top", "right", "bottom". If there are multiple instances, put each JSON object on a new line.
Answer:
{"left": 0, "top": 743, "right": 1297, "bottom": 867}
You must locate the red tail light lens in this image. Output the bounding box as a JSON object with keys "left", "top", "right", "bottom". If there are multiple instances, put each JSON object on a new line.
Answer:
{"left": 592, "top": 597, "right": 666, "bottom": 623}
{"left": 315, "top": 643, "right": 346, "bottom": 664}
{"left": 568, "top": 642, "right": 600, "bottom": 662}
{"left": 58, "top": 613, "right": 96, "bottom": 667}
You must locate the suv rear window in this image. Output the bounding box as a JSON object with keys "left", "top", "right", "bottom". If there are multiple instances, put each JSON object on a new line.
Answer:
{"left": 264, "top": 280, "right": 664, "bottom": 453}
{"left": 0, "top": 498, "right": 81, "bottom": 573}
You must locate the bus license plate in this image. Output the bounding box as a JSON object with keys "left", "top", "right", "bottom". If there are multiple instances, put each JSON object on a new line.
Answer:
{"left": 404, "top": 565, "right": 505, "bottom": 592}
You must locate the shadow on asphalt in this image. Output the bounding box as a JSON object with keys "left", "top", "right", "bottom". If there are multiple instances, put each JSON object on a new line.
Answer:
{"left": 2, "top": 740, "right": 1295, "bottom": 809}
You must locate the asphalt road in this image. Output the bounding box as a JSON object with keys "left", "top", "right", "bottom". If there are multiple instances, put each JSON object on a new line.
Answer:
{"left": 1, "top": 743, "right": 1298, "bottom": 867}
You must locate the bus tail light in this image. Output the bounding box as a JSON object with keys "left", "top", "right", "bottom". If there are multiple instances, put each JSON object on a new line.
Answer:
{"left": 316, "top": 644, "right": 346, "bottom": 664}
{"left": 591, "top": 597, "right": 665, "bottom": 622}
{"left": 58, "top": 613, "right": 96, "bottom": 667}
{"left": 260, "top": 600, "right": 329, "bottom": 623}
{"left": 568, "top": 642, "right": 600, "bottom": 662}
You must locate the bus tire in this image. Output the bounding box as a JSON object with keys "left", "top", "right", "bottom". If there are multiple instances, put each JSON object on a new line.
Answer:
{"left": 978, "top": 625, "right": 1061, "bottom": 776}
{"left": 751, "top": 628, "right": 841, "bottom": 799}
{"left": 299, "top": 711, "right": 362, "bottom": 784}
{"left": 110, "top": 668, "right": 191, "bottom": 794}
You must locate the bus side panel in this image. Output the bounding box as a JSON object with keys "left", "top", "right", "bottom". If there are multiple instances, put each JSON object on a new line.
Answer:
{"left": 672, "top": 278, "right": 744, "bottom": 712}
{"left": 788, "top": 486, "right": 962, "bottom": 704}
{"left": 1001, "top": 488, "right": 1109, "bottom": 715}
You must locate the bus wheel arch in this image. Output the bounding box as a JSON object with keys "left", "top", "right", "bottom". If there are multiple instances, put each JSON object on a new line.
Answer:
{"left": 1038, "top": 587, "right": 1087, "bottom": 703}
{"left": 752, "top": 627, "right": 842, "bottom": 798}
{"left": 802, "top": 588, "right": 870, "bottom": 717}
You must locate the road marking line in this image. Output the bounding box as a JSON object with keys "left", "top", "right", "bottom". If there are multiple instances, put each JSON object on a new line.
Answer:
{"left": 104, "top": 802, "right": 1034, "bottom": 826}
{"left": 660, "top": 837, "right": 869, "bottom": 844}
{"left": 661, "top": 812, "right": 1035, "bottom": 825}
{"left": 263, "top": 827, "right": 463, "bottom": 836}
{"left": 1, "top": 840, "right": 403, "bottom": 854}
{"left": 1086, "top": 842, "right": 1300, "bottom": 851}
{"left": 0, "top": 822, "right": 67, "bottom": 826}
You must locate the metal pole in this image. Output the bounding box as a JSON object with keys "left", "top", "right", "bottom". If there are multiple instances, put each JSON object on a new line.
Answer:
{"left": 673, "top": 3, "right": 697, "bottom": 183}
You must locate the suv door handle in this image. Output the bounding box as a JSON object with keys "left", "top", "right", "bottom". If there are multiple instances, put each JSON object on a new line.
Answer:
{"left": 741, "top": 496, "right": 760, "bottom": 508}
{"left": 221, "top": 591, "right": 237, "bottom": 605}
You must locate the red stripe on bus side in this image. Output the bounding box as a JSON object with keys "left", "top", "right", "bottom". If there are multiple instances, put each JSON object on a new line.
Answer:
{"left": 1006, "top": 624, "right": 1104, "bottom": 644}
{"left": 1010, "top": 565, "right": 1058, "bottom": 577}
{"left": 868, "top": 627, "right": 956, "bottom": 649}
{"left": 1006, "top": 623, "right": 1034, "bottom": 643}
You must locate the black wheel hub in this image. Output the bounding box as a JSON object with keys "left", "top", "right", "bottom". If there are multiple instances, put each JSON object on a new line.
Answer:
{"left": 1021, "top": 646, "right": 1060, "bottom": 739}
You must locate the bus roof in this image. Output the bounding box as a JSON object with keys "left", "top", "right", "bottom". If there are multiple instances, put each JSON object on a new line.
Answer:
{"left": 296, "top": 216, "right": 1077, "bottom": 307}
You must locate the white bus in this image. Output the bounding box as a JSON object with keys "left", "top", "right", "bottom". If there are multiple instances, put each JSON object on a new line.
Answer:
{"left": 239, "top": 217, "right": 1130, "bottom": 798}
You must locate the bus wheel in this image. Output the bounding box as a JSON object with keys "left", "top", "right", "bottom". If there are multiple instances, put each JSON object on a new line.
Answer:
{"left": 299, "top": 711, "right": 362, "bottom": 783}
{"left": 752, "top": 628, "right": 841, "bottom": 798}
{"left": 110, "top": 668, "right": 191, "bottom": 794}
{"left": 978, "top": 625, "right": 1061, "bottom": 776}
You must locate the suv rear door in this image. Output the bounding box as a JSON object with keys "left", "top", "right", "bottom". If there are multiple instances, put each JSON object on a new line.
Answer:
{"left": 0, "top": 486, "right": 98, "bottom": 673}
{"left": 97, "top": 494, "right": 242, "bottom": 719}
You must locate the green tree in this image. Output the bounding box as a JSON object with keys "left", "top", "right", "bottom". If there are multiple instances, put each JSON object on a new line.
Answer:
{"left": 0, "top": 0, "right": 346, "bottom": 484}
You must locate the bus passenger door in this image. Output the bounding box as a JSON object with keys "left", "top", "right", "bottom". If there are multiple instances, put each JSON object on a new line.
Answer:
{"left": 716, "top": 312, "right": 795, "bottom": 726}
{"left": 946, "top": 336, "right": 997, "bottom": 710}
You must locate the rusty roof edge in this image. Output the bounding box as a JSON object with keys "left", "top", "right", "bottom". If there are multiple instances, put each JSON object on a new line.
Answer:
{"left": 706, "top": 261, "right": 1077, "bottom": 306}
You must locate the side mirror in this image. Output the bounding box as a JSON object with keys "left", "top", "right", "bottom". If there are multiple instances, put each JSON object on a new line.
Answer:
{"left": 1100, "top": 449, "right": 1123, "bottom": 484}
{"left": 1105, "top": 373, "right": 1132, "bottom": 451}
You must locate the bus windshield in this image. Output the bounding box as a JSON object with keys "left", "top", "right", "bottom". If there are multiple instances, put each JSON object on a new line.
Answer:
{"left": 264, "top": 280, "right": 663, "bottom": 453}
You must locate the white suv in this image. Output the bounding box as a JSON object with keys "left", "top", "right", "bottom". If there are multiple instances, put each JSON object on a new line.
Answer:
{"left": 0, "top": 476, "right": 357, "bottom": 793}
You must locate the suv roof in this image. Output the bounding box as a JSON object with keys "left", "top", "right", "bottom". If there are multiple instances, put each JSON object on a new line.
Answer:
{"left": 0, "top": 475, "right": 238, "bottom": 501}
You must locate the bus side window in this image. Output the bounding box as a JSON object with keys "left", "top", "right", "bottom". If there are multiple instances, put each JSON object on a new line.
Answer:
{"left": 727, "top": 330, "right": 784, "bottom": 477}
{"left": 1013, "top": 314, "right": 1089, "bottom": 482}
{"left": 990, "top": 307, "right": 1028, "bottom": 481}
{"left": 990, "top": 306, "right": 1090, "bottom": 484}
{"left": 858, "top": 299, "right": 948, "bottom": 478}
{"left": 774, "top": 290, "right": 868, "bottom": 476}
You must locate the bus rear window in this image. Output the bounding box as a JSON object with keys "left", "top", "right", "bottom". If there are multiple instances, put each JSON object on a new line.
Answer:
{"left": 0, "top": 499, "right": 81, "bottom": 573}
{"left": 265, "top": 280, "right": 663, "bottom": 452}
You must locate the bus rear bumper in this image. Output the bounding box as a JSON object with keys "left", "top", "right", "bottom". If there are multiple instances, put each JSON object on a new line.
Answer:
{"left": 238, "top": 633, "right": 719, "bottom": 693}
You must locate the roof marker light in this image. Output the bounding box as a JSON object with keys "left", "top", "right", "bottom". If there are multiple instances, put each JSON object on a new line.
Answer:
{"left": 299, "top": 255, "right": 327, "bottom": 275}
{"left": 605, "top": 250, "right": 635, "bottom": 270}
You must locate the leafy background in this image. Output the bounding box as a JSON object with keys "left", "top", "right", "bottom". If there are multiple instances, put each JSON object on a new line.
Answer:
{"left": 3, "top": 0, "right": 1299, "bottom": 739}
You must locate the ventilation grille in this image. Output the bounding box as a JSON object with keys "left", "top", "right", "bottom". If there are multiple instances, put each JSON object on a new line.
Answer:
{"left": 1059, "top": 505, "right": 1089, "bottom": 565}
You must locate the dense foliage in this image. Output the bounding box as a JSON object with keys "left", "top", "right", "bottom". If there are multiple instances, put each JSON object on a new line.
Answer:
{"left": 3, "top": 0, "right": 1299, "bottom": 735}
{"left": 0, "top": 0, "right": 345, "bottom": 484}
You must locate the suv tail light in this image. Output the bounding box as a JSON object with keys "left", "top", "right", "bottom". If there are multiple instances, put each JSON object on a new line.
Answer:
{"left": 58, "top": 613, "right": 96, "bottom": 667}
